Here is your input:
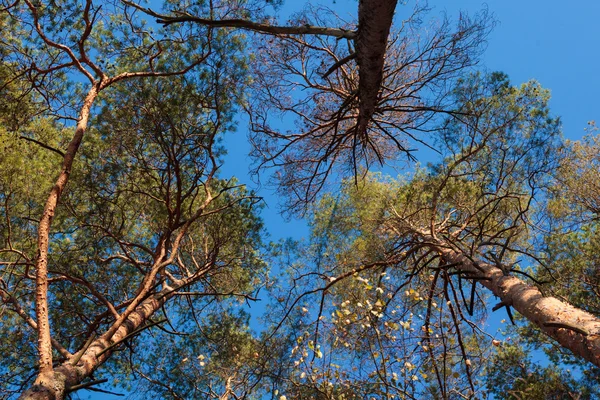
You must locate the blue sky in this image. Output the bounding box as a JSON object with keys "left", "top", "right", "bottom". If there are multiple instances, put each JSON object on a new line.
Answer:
{"left": 85, "top": 1, "right": 600, "bottom": 398}
{"left": 460, "top": 0, "right": 600, "bottom": 138}
{"left": 222, "top": 0, "right": 600, "bottom": 242}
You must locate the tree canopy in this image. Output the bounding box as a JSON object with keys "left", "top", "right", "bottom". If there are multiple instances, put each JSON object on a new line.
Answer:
{"left": 0, "top": 1, "right": 599, "bottom": 399}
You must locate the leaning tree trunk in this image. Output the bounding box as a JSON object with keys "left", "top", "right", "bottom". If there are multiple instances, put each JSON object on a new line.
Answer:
{"left": 425, "top": 235, "right": 600, "bottom": 368}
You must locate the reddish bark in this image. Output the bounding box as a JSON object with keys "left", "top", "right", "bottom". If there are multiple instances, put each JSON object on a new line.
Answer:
{"left": 434, "top": 243, "right": 600, "bottom": 368}
{"left": 19, "top": 288, "right": 173, "bottom": 400}
{"left": 11, "top": 2, "right": 223, "bottom": 399}
{"left": 30, "top": 85, "right": 99, "bottom": 397}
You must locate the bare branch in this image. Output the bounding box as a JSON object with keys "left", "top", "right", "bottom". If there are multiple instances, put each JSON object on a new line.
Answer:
{"left": 122, "top": 0, "right": 356, "bottom": 39}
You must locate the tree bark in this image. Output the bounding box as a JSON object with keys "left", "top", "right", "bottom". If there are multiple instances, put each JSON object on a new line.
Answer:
{"left": 29, "top": 85, "right": 99, "bottom": 399}
{"left": 355, "top": 0, "right": 398, "bottom": 138}
{"left": 428, "top": 237, "right": 600, "bottom": 368}
{"left": 18, "top": 288, "right": 174, "bottom": 400}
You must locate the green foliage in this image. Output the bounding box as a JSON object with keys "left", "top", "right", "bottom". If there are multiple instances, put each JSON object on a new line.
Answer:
{"left": 0, "top": 3, "right": 267, "bottom": 394}
{"left": 124, "top": 309, "right": 263, "bottom": 399}
{"left": 0, "top": 1, "right": 598, "bottom": 398}
{"left": 509, "top": 128, "right": 600, "bottom": 383}
{"left": 0, "top": 64, "right": 70, "bottom": 397}
{"left": 540, "top": 224, "right": 600, "bottom": 316}
{"left": 486, "top": 342, "right": 599, "bottom": 399}
{"left": 47, "top": 71, "right": 265, "bottom": 380}
{"left": 261, "top": 72, "right": 566, "bottom": 399}
{"left": 550, "top": 124, "right": 600, "bottom": 218}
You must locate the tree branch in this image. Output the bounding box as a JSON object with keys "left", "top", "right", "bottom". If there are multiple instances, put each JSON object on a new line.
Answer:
{"left": 19, "top": 136, "right": 65, "bottom": 157}
{"left": 122, "top": 0, "right": 356, "bottom": 39}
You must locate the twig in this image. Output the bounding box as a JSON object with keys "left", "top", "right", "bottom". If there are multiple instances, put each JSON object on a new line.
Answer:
{"left": 544, "top": 321, "right": 589, "bottom": 336}
{"left": 70, "top": 334, "right": 96, "bottom": 366}
{"left": 19, "top": 136, "right": 65, "bottom": 157}
{"left": 66, "top": 378, "right": 108, "bottom": 393}
{"left": 322, "top": 53, "right": 356, "bottom": 79}
{"left": 492, "top": 300, "right": 510, "bottom": 312}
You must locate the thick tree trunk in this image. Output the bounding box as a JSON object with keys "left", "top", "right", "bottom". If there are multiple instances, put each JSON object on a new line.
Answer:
{"left": 18, "top": 288, "right": 173, "bottom": 400}
{"left": 27, "top": 86, "right": 99, "bottom": 400}
{"left": 430, "top": 239, "right": 600, "bottom": 368}
{"left": 355, "top": 0, "right": 398, "bottom": 137}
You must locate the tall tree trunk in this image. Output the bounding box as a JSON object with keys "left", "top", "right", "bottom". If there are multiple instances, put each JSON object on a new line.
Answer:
{"left": 355, "top": 0, "right": 398, "bottom": 137}
{"left": 28, "top": 85, "right": 99, "bottom": 399}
